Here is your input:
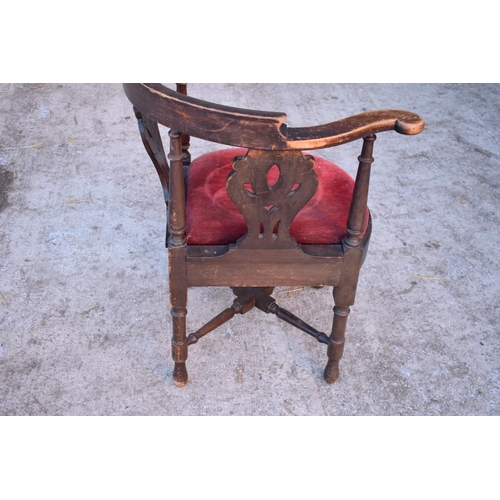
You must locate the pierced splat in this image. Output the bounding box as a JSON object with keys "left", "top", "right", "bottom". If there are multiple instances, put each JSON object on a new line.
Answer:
{"left": 133, "top": 106, "right": 169, "bottom": 202}
{"left": 226, "top": 149, "right": 318, "bottom": 249}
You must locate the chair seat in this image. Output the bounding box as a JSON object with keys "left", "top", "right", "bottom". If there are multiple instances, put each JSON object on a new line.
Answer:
{"left": 186, "top": 148, "right": 367, "bottom": 246}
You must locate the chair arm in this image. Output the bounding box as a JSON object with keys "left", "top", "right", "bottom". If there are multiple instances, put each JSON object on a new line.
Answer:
{"left": 286, "top": 110, "right": 424, "bottom": 150}
{"left": 124, "top": 84, "right": 424, "bottom": 151}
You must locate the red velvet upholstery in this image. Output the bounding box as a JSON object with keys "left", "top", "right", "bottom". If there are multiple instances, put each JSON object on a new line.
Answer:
{"left": 186, "top": 148, "right": 367, "bottom": 246}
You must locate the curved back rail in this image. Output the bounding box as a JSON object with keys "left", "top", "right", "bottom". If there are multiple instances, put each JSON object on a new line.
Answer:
{"left": 123, "top": 83, "right": 424, "bottom": 150}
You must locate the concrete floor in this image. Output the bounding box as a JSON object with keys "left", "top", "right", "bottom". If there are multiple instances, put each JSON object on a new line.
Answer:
{"left": 0, "top": 83, "right": 499, "bottom": 415}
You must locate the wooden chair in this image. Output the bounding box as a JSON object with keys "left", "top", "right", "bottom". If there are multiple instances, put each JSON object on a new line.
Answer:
{"left": 123, "top": 83, "right": 424, "bottom": 386}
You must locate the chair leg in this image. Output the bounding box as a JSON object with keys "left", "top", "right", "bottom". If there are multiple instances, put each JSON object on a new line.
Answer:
{"left": 324, "top": 240, "right": 366, "bottom": 383}
{"left": 324, "top": 295, "right": 350, "bottom": 384}
{"left": 169, "top": 247, "right": 188, "bottom": 387}
{"left": 171, "top": 305, "right": 188, "bottom": 386}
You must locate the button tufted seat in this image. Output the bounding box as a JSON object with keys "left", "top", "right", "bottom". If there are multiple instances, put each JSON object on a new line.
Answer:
{"left": 186, "top": 148, "right": 368, "bottom": 246}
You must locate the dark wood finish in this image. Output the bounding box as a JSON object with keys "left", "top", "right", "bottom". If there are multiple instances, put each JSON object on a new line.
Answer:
{"left": 133, "top": 107, "right": 169, "bottom": 201}
{"left": 123, "top": 83, "right": 424, "bottom": 386}
{"left": 254, "top": 292, "right": 330, "bottom": 344}
{"left": 227, "top": 149, "right": 318, "bottom": 249}
{"left": 346, "top": 135, "right": 375, "bottom": 248}
{"left": 124, "top": 83, "right": 288, "bottom": 150}
{"left": 167, "top": 130, "right": 189, "bottom": 386}
{"left": 133, "top": 107, "right": 171, "bottom": 244}
{"left": 186, "top": 247, "right": 346, "bottom": 287}
{"left": 123, "top": 83, "right": 424, "bottom": 150}
{"left": 175, "top": 83, "right": 191, "bottom": 167}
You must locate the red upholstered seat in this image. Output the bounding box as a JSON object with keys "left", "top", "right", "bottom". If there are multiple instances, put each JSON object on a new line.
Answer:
{"left": 186, "top": 148, "right": 367, "bottom": 246}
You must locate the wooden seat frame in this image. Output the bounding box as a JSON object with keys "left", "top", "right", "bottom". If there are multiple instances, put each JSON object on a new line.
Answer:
{"left": 123, "top": 83, "right": 424, "bottom": 386}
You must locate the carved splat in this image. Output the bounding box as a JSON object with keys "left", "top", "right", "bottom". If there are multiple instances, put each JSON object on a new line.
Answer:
{"left": 134, "top": 106, "right": 170, "bottom": 202}
{"left": 226, "top": 149, "right": 318, "bottom": 249}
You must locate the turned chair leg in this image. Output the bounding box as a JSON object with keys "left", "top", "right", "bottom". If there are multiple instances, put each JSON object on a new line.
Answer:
{"left": 167, "top": 128, "right": 189, "bottom": 387}
{"left": 324, "top": 305, "right": 350, "bottom": 383}
{"left": 171, "top": 305, "right": 188, "bottom": 386}
{"left": 169, "top": 249, "right": 188, "bottom": 387}
{"left": 169, "top": 249, "right": 188, "bottom": 386}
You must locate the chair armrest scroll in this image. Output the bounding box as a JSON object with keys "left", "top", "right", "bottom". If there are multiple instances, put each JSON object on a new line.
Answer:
{"left": 286, "top": 110, "right": 424, "bottom": 150}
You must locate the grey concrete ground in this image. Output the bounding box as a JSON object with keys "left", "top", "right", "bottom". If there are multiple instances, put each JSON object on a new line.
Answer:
{"left": 0, "top": 83, "right": 499, "bottom": 415}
